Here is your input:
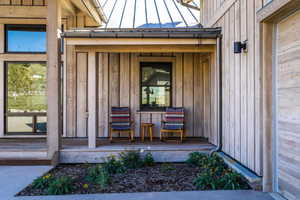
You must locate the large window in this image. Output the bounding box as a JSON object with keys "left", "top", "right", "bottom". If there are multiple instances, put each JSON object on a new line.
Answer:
{"left": 5, "top": 24, "right": 46, "bottom": 53}
{"left": 140, "top": 62, "right": 172, "bottom": 111}
{"left": 5, "top": 62, "right": 47, "bottom": 134}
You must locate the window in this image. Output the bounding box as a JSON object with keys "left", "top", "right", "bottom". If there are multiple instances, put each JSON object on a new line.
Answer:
{"left": 140, "top": 62, "right": 172, "bottom": 111}
{"left": 5, "top": 24, "right": 46, "bottom": 53}
{"left": 5, "top": 62, "right": 47, "bottom": 134}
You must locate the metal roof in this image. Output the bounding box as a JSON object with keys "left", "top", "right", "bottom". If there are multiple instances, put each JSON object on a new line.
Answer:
{"left": 63, "top": 28, "right": 221, "bottom": 38}
{"left": 97, "top": 0, "right": 201, "bottom": 28}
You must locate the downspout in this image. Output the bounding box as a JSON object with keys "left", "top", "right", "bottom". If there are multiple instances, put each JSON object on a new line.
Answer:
{"left": 210, "top": 34, "right": 223, "bottom": 155}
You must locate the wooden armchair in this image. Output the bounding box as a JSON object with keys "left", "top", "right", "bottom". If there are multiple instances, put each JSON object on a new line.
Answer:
{"left": 109, "top": 107, "right": 134, "bottom": 142}
{"left": 160, "top": 107, "right": 185, "bottom": 142}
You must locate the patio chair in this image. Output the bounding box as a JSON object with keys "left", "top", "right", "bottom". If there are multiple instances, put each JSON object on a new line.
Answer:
{"left": 160, "top": 107, "right": 185, "bottom": 142}
{"left": 109, "top": 107, "right": 134, "bottom": 142}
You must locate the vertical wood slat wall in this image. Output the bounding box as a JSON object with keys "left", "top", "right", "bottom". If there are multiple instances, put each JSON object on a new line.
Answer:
{"left": 0, "top": 0, "right": 47, "bottom": 6}
{"left": 65, "top": 52, "right": 218, "bottom": 143}
{"left": 201, "top": 0, "right": 265, "bottom": 175}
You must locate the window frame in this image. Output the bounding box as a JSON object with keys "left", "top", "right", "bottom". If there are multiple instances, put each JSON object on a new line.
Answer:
{"left": 4, "top": 61, "right": 47, "bottom": 135}
{"left": 4, "top": 24, "right": 47, "bottom": 54}
{"left": 139, "top": 61, "right": 173, "bottom": 111}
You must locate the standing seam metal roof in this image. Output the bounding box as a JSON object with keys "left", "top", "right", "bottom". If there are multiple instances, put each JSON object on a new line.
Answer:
{"left": 97, "top": 0, "right": 201, "bottom": 29}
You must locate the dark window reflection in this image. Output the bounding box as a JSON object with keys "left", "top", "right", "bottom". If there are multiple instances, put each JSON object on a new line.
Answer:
{"left": 140, "top": 62, "right": 172, "bottom": 110}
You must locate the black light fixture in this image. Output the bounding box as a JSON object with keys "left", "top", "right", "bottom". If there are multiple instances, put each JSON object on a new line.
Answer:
{"left": 234, "top": 40, "right": 248, "bottom": 54}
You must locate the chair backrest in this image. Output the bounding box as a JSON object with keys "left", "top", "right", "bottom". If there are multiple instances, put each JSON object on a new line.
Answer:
{"left": 163, "top": 107, "right": 184, "bottom": 130}
{"left": 110, "top": 107, "right": 131, "bottom": 129}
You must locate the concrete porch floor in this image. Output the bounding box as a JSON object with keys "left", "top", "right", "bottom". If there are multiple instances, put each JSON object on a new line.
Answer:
{"left": 0, "top": 138, "right": 214, "bottom": 164}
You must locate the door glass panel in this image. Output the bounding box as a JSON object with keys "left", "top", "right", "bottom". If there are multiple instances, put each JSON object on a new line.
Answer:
{"left": 6, "top": 62, "right": 47, "bottom": 134}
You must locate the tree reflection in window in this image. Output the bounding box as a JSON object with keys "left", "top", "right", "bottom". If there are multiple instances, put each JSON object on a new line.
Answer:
{"left": 7, "top": 62, "right": 47, "bottom": 113}
{"left": 140, "top": 62, "right": 171, "bottom": 111}
{"left": 6, "top": 62, "right": 47, "bottom": 134}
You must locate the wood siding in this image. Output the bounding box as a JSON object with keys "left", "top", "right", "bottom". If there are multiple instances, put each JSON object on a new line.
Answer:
{"left": 66, "top": 52, "right": 219, "bottom": 143}
{"left": 276, "top": 10, "right": 300, "bottom": 200}
{"left": 201, "top": 0, "right": 265, "bottom": 175}
{"left": 0, "top": 0, "right": 47, "bottom": 6}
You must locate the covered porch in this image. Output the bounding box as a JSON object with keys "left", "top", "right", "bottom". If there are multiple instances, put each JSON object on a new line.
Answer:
{"left": 0, "top": 0, "right": 221, "bottom": 164}
{"left": 57, "top": 28, "right": 221, "bottom": 163}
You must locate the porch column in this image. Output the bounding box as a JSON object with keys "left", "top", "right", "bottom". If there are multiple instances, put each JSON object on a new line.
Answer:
{"left": 47, "top": 0, "right": 62, "bottom": 159}
{"left": 88, "top": 51, "right": 97, "bottom": 148}
{"left": 0, "top": 24, "right": 4, "bottom": 137}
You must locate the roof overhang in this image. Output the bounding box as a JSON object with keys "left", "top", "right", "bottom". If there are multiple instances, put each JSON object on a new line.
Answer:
{"left": 65, "top": 0, "right": 106, "bottom": 25}
{"left": 63, "top": 28, "right": 221, "bottom": 39}
{"left": 63, "top": 28, "right": 221, "bottom": 53}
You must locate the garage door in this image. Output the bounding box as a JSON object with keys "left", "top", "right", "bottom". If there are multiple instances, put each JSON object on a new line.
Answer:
{"left": 276, "top": 10, "right": 300, "bottom": 200}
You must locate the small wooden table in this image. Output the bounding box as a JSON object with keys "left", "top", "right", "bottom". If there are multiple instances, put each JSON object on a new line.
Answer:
{"left": 141, "top": 123, "right": 154, "bottom": 142}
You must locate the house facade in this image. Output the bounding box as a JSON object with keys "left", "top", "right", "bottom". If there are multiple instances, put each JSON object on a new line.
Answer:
{"left": 0, "top": 0, "right": 299, "bottom": 199}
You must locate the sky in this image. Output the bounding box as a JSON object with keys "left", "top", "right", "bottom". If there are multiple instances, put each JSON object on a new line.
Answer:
{"left": 7, "top": 30, "right": 46, "bottom": 52}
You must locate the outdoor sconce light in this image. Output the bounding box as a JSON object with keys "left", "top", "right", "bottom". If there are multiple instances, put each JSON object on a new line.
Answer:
{"left": 234, "top": 40, "right": 248, "bottom": 54}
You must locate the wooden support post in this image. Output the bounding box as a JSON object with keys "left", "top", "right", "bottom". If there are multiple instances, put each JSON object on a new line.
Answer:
{"left": 0, "top": 24, "right": 4, "bottom": 53}
{"left": 0, "top": 24, "right": 4, "bottom": 137}
{"left": 88, "top": 51, "right": 97, "bottom": 148}
{"left": 47, "top": 0, "right": 62, "bottom": 159}
{"left": 262, "top": 22, "right": 274, "bottom": 192}
{"left": 0, "top": 60, "right": 4, "bottom": 137}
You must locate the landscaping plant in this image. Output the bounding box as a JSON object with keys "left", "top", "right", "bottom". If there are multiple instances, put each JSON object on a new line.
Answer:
{"left": 32, "top": 173, "right": 54, "bottom": 189}
{"left": 143, "top": 152, "right": 155, "bottom": 166}
{"left": 119, "top": 151, "right": 144, "bottom": 169}
{"left": 186, "top": 152, "right": 208, "bottom": 166}
{"left": 47, "top": 176, "right": 74, "bottom": 195}
{"left": 188, "top": 152, "right": 250, "bottom": 190}
{"left": 102, "top": 155, "right": 126, "bottom": 174}
{"left": 85, "top": 165, "right": 110, "bottom": 188}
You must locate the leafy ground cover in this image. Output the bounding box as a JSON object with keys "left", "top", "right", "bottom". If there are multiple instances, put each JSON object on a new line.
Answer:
{"left": 18, "top": 152, "right": 250, "bottom": 196}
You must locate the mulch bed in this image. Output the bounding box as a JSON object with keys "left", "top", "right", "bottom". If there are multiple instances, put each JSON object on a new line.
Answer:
{"left": 18, "top": 163, "right": 201, "bottom": 196}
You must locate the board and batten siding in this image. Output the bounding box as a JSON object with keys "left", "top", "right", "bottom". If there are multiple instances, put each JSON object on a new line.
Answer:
{"left": 0, "top": 0, "right": 47, "bottom": 6}
{"left": 276, "top": 10, "right": 300, "bottom": 200}
{"left": 65, "top": 52, "right": 219, "bottom": 144}
{"left": 201, "top": 0, "right": 265, "bottom": 175}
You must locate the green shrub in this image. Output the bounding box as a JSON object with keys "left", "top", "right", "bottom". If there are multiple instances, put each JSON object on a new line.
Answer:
{"left": 119, "top": 151, "right": 144, "bottom": 169}
{"left": 194, "top": 169, "right": 220, "bottom": 190}
{"left": 161, "top": 163, "right": 176, "bottom": 172}
{"left": 47, "top": 176, "right": 74, "bottom": 195}
{"left": 192, "top": 153, "right": 250, "bottom": 190}
{"left": 102, "top": 155, "right": 126, "bottom": 174}
{"left": 143, "top": 152, "right": 155, "bottom": 166}
{"left": 186, "top": 152, "right": 208, "bottom": 166}
{"left": 32, "top": 174, "right": 54, "bottom": 189}
{"left": 219, "top": 172, "right": 249, "bottom": 190}
{"left": 85, "top": 165, "right": 110, "bottom": 188}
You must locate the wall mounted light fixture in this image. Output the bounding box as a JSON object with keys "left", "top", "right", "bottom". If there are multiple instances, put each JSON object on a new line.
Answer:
{"left": 234, "top": 40, "right": 248, "bottom": 54}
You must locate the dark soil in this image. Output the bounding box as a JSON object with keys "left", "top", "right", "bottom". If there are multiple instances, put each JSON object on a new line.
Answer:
{"left": 18, "top": 163, "right": 202, "bottom": 196}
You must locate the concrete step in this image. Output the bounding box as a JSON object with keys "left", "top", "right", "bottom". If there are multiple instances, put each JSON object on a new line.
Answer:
{"left": 0, "top": 151, "right": 50, "bottom": 165}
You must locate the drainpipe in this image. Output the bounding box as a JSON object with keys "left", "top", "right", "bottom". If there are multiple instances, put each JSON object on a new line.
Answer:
{"left": 210, "top": 34, "right": 223, "bottom": 155}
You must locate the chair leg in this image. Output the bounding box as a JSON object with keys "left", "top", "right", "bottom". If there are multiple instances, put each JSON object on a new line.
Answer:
{"left": 180, "top": 131, "right": 183, "bottom": 143}
{"left": 141, "top": 126, "right": 145, "bottom": 142}
{"left": 160, "top": 131, "right": 163, "bottom": 141}
{"left": 109, "top": 128, "right": 113, "bottom": 143}
{"left": 149, "top": 127, "right": 153, "bottom": 142}
{"left": 130, "top": 130, "right": 134, "bottom": 142}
